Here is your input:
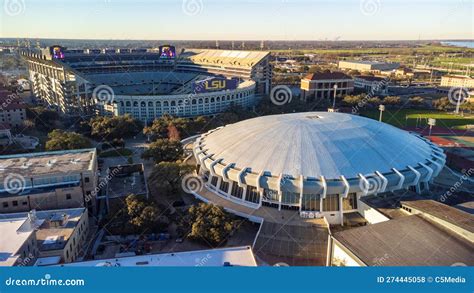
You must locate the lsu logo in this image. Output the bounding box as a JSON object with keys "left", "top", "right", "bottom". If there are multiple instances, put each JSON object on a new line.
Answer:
{"left": 204, "top": 80, "right": 227, "bottom": 90}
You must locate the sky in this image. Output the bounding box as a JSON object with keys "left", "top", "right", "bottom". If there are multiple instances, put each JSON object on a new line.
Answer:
{"left": 0, "top": 0, "right": 473, "bottom": 40}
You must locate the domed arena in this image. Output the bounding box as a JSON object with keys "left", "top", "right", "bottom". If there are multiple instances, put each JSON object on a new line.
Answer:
{"left": 191, "top": 112, "right": 446, "bottom": 224}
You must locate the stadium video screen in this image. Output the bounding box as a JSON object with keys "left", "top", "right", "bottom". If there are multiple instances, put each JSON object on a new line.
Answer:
{"left": 159, "top": 45, "right": 176, "bottom": 59}
{"left": 51, "top": 46, "right": 65, "bottom": 59}
{"left": 194, "top": 77, "right": 238, "bottom": 93}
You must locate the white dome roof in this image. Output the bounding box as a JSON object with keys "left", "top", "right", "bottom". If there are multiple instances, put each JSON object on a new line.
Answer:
{"left": 200, "top": 112, "right": 435, "bottom": 179}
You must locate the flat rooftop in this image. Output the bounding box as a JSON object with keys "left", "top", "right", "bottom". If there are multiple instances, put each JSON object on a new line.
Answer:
{"left": 333, "top": 214, "right": 474, "bottom": 266}
{"left": 0, "top": 219, "right": 34, "bottom": 266}
{"left": 2, "top": 208, "right": 86, "bottom": 252}
{"left": 360, "top": 191, "right": 426, "bottom": 219}
{"left": 401, "top": 200, "right": 474, "bottom": 233}
{"left": 0, "top": 149, "right": 96, "bottom": 181}
{"left": 59, "top": 246, "right": 257, "bottom": 267}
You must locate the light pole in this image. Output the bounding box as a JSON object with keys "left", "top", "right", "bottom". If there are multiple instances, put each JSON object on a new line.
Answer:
{"left": 378, "top": 105, "right": 385, "bottom": 122}
{"left": 332, "top": 84, "right": 338, "bottom": 109}
{"left": 455, "top": 88, "right": 462, "bottom": 114}
{"left": 428, "top": 118, "right": 436, "bottom": 136}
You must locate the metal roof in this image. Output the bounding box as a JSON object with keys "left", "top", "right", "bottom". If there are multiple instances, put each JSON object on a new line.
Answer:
{"left": 200, "top": 112, "right": 436, "bottom": 180}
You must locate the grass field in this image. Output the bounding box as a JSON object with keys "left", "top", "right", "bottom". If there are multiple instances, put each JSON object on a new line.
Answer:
{"left": 360, "top": 109, "right": 474, "bottom": 128}
{"left": 271, "top": 45, "right": 474, "bottom": 56}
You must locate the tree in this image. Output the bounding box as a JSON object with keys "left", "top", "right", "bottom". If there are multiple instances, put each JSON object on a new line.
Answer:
{"left": 167, "top": 124, "right": 181, "bottom": 141}
{"left": 124, "top": 194, "right": 167, "bottom": 232}
{"left": 143, "top": 116, "right": 171, "bottom": 140}
{"left": 89, "top": 114, "right": 142, "bottom": 140}
{"left": 383, "top": 96, "right": 401, "bottom": 106}
{"left": 409, "top": 96, "right": 425, "bottom": 107}
{"left": 26, "top": 107, "right": 60, "bottom": 131}
{"left": 149, "top": 162, "right": 195, "bottom": 196}
{"left": 181, "top": 203, "right": 235, "bottom": 246}
{"left": 343, "top": 95, "right": 364, "bottom": 106}
{"left": 141, "top": 139, "right": 184, "bottom": 164}
{"left": 367, "top": 97, "right": 382, "bottom": 106}
{"left": 45, "top": 129, "right": 92, "bottom": 151}
{"left": 432, "top": 97, "right": 451, "bottom": 111}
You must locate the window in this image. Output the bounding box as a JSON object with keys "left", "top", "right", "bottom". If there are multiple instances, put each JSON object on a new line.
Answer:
{"left": 66, "top": 194, "right": 72, "bottom": 200}
{"left": 22, "top": 201, "right": 27, "bottom": 206}
{"left": 263, "top": 189, "right": 279, "bottom": 202}
{"left": 302, "top": 194, "right": 320, "bottom": 211}
{"left": 245, "top": 186, "right": 260, "bottom": 204}
{"left": 219, "top": 181, "right": 229, "bottom": 194}
{"left": 2, "top": 202, "right": 8, "bottom": 208}
{"left": 322, "top": 194, "right": 340, "bottom": 212}
{"left": 84, "top": 177, "right": 90, "bottom": 183}
{"left": 210, "top": 176, "right": 219, "bottom": 188}
{"left": 342, "top": 193, "right": 358, "bottom": 210}
{"left": 230, "top": 182, "right": 244, "bottom": 199}
{"left": 12, "top": 201, "right": 18, "bottom": 206}
{"left": 281, "top": 191, "right": 299, "bottom": 205}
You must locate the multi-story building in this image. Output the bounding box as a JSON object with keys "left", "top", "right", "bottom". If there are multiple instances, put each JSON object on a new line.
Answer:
{"left": 0, "top": 91, "right": 27, "bottom": 128}
{"left": 0, "top": 208, "right": 89, "bottom": 266}
{"left": 21, "top": 46, "right": 272, "bottom": 120}
{"left": 353, "top": 75, "right": 388, "bottom": 95}
{"left": 338, "top": 60, "right": 400, "bottom": 72}
{"left": 0, "top": 149, "right": 98, "bottom": 214}
{"left": 440, "top": 75, "right": 474, "bottom": 89}
{"left": 0, "top": 212, "right": 37, "bottom": 266}
{"left": 300, "top": 72, "right": 354, "bottom": 101}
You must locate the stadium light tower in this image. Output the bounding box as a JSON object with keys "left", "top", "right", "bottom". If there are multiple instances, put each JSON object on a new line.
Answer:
{"left": 428, "top": 118, "right": 436, "bottom": 136}
{"left": 455, "top": 88, "right": 462, "bottom": 114}
{"left": 379, "top": 105, "right": 385, "bottom": 122}
{"left": 332, "top": 84, "right": 338, "bottom": 109}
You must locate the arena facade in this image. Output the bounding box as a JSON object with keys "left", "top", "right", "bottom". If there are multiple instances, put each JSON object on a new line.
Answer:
{"left": 191, "top": 112, "right": 446, "bottom": 225}
{"left": 21, "top": 46, "right": 271, "bottom": 122}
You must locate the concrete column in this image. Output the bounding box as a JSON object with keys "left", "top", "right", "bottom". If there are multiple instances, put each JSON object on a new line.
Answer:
{"left": 339, "top": 194, "right": 344, "bottom": 226}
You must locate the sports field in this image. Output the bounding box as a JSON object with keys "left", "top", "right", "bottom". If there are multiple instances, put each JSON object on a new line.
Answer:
{"left": 360, "top": 109, "right": 474, "bottom": 129}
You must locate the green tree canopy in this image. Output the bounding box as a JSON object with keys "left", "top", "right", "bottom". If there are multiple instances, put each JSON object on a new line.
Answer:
{"left": 149, "top": 161, "right": 195, "bottom": 196}
{"left": 141, "top": 139, "right": 184, "bottom": 164}
{"left": 383, "top": 96, "right": 402, "bottom": 106}
{"left": 90, "top": 114, "right": 142, "bottom": 140}
{"left": 45, "top": 129, "right": 92, "bottom": 151}
{"left": 182, "top": 203, "right": 235, "bottom": 246}
{"left": 124, "top": 194, "right": 166, "bottom": 232}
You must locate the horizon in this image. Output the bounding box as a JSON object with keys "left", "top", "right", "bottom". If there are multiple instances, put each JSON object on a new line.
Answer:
{"left": 1, "top": 0, "right": 473, "bottom": 41}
